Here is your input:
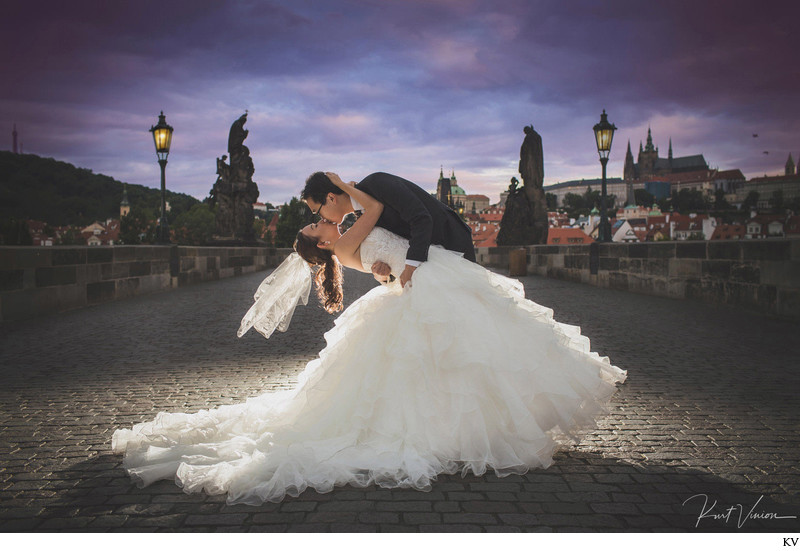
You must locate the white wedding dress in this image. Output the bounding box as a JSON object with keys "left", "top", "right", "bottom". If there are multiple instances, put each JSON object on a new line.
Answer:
{"left": 112, "top": 227, "right": 626, "bottom": 505}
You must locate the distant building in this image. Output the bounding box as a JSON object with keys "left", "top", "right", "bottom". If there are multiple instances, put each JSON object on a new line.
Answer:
{"left": 464, "top": 194, "right": 490, "bottom": 214}
{"left": 80, "top": 219, "right": 120, "bottom": 246}
{"left": 711, "top": 169, "right": 746, "bottom": 194}
{"left": 547, "top": 227, "right": 594, "bottom": 245}
{"left": 544, "top": 177, "right": 627, "bottom": 208}
{"left": 435, "top": 168, "right": 465, "bottom": 211}
{"left": 120, "top": 184, "right": 130, "bottom": 218}
{"left": 623, "top": 129, "right": 709, "bottom": 182}
{"left": 746, "top": 214, "right": 788, "bottom": 239}
{"left": 547, "top": 211, "right": 570, "bottom": 227}
{"left": 616, "top": 204, "right": 651, "bottom": 220}
{"left": 610, "top": 219, "right": 639, "bottom": 242}
{"left": 734, "top": 171, "right": 800, "bottom": 209}
{"left": 644, "top": 180, "right": 671, "bottom": 200}
{"left": 711, "top": 223, "right": 746, "bottom": 240}
{"left": 27, "top": 220, "right": 53, "bottom": 246}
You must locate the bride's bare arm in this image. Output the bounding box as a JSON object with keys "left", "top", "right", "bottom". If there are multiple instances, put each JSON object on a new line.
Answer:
{"left": 327, "top": 172, "right": 384, "bottom": 260}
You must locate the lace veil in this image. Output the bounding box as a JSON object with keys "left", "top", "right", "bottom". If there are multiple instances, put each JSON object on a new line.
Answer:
{"left": 237, "top": 252, "right": 312, "bottom": 339}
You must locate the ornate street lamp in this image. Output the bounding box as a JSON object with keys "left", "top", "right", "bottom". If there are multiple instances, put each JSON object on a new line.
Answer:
{"left": 593, "top": 109, "right": 617, "bottom": 242}
{"left": 149, "top": 111, "right": 174, "bottom": 244}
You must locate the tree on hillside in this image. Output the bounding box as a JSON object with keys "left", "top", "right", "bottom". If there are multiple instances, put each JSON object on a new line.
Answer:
{"left": 741, "top": 191, "right": 759, "bottom": 212}
{"left": 0, "top": 218, "right": 33, "bottom": 245}
{"left": 58, "top": 227, "right": 82, "bottom": 246}
{"left": 0, "top": 151, "right": 200, "bottom": 226}
{"left": 669, "top": 188, "right": 709, "bottom": 213}
{"left": 173, "top": 203, "right": 216, "bottom": 245}
{"left": 713, "top": 188, "right": 731, "bottom": 211}
{"left": 119, "top": 207, "right": 156, "bottom": 245}
{"left": 634, "top": 188, "right": 655, "bottom": 207}
{"left": 563, "top": 193, "right": 585, "bottom": 214}
{"left": 274, "top": 197, "right": 307, "bottom": 248}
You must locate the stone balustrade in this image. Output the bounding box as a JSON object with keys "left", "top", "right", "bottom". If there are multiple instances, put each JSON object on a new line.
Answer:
{"left": 477, "top": 239, "right": 800, "bottom": 321}
{"left": 2, "top": 240, "right": 799, "bottom": 322}
{"left": 0, "top": 246, "right": 293, "bottom": 322}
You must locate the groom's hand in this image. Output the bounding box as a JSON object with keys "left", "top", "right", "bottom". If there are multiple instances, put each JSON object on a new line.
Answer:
{"left": 399, "top": 265, "right": 416, "bottom": 288}
{"left": 371, "top": 261, "right": 391, "bottom": 277}
{"left": 371, "top": 261, "right": 391, "bottom": 284}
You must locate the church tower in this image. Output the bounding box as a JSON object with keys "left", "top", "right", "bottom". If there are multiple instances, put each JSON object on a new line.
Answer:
{"left": 436, "top": 166, "right": 452, "bottom": 207}
{"left": 120, "top": 184, "right": 131, "bottom": 218}
{"left": 624, "top": 141, "right": 636, "bottom": 205}
{"left": 12, "top": 124, "right": 18, "bottom": 154}
{"left": 638, "top": 127, "right": 659, "bottom": 178}
{"left": 786, "top": 154, "right": 795, "bottom": 176}
{"left": 623, "top": 140, "right": 636, "bottom": 181}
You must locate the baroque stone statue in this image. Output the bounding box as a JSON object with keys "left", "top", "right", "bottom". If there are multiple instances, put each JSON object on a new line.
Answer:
{"left": 496, "top": 125, "right": 549, "bottom": 246}
{"left": 209, "top": 113, "right": 260, "bottom": 243}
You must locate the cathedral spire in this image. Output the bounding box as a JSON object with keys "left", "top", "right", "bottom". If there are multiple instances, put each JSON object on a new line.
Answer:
{"left": 645, "top": 127, "right": 655, "bottom": 152}
{"left": 787, "top": 153, "right": 796, "bottom": 176}
{"left": 669, "top": 138, "right": 673, "bottom": 160}
{"left": 624, "top": 140, "right": 636, "bottom": 183}
{"left": 12, "top": 124, "right": 18, "bottom": 154}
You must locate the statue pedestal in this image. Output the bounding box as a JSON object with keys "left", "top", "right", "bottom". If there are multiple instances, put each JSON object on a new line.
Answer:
{"left": 509, "top": 248, "right": 528, "bottom": 276}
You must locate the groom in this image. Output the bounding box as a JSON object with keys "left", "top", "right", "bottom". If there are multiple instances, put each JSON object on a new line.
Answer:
{"left": 301, "top": 171, "right": 476, "bottom": 287}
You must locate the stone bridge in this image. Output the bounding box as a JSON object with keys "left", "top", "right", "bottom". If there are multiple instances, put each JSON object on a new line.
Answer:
{"left": 1, "top": 267, "right": 798, "bottom": 532}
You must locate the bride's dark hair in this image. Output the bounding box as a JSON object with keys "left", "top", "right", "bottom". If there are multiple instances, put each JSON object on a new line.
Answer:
{"left": 294, "top": 231, "right": 343, "bottom": 314}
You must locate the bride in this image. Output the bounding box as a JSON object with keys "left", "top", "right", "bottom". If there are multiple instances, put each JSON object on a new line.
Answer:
{"left": 112, "top": 173, "right": 626, "bottom": 505}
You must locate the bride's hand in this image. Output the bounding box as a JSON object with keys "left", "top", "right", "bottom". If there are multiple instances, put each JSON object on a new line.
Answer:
{"left": 325, "top": 172, "right": 351, "bottom": 189}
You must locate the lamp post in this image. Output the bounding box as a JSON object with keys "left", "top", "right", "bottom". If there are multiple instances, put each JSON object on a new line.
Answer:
{"left": 593, "top": 109, "right": 617, "bottom": 242}
{"left": 149, "top": 111, "right": 174, "bottom": 244}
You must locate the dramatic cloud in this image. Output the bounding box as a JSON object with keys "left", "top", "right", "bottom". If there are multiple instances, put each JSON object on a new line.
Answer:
{"left": 1, "top": 0, "right": 798, "bottom": 205}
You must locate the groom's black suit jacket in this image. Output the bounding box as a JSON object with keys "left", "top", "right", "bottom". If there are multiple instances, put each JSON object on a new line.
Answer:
{"left": 355, "top": 172, "right": 476, "bottom": 264}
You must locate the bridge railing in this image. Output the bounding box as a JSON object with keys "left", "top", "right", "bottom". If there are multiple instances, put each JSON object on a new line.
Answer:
{"left": 477, "top": 239, "right": 800, "bottom": 321}
{"left": 3, "top": 240, "right": 798, "bottom": 322}
{"left": 0, "top": 245, "right": 294, "bottom": 322}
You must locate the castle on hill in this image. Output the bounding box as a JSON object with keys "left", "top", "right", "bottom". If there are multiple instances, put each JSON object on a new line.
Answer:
{"left": 623, "top": 128, "right": 709, "bottom": 182}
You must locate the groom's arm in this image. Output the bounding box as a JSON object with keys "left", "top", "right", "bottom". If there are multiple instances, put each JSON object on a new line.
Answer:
{"left": 358, "top": 173, "right": 433, "bottom": 264}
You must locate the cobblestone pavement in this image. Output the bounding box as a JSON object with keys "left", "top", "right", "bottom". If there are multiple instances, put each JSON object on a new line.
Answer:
{"left": 1, "top": 267, "right": 798, "bottom": 533}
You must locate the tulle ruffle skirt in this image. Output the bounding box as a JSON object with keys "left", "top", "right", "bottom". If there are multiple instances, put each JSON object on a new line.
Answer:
{"left": 112, "top": 248, "right": 626, "bottom": 504}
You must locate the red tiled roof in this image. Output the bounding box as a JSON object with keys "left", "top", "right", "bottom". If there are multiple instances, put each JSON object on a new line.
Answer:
{"left": 646, "top": 227, "right": 669, "bottom": 240}
{"left": 711, "top": 224, "right": 746, "bottom": 240}
{"left": 479, "top": 212, "right": 504, "bottom": 222}
{"left": 546, "top": 227, "right": 594, "bottom": 245}
{"left": 472, "top": 224, "right": 499, "bottom": 248}
{"left": 652, "top": 170, "right": 715, "bottom": 184}
{"left": 672, "top": 219, "right": 704, "bottom": 232}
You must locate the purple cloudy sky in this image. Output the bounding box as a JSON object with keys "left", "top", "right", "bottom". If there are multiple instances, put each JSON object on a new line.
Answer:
{"left": 1, "top": 0, "right": 798, "bottom": 205}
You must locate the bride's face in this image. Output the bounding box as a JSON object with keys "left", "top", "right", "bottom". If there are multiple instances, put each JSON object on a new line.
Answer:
{"left": 301, "top": 222, "right": 341, "bottom": 249}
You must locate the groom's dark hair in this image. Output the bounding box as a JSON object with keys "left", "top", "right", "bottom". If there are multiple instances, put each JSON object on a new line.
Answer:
{"left": 302, "top": 172, "right": 344, "bottom": 205}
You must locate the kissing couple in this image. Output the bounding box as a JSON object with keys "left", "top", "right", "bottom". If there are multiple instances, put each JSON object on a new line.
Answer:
{"left": 112, "top": 170, "right": 626, "bottom": 505}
